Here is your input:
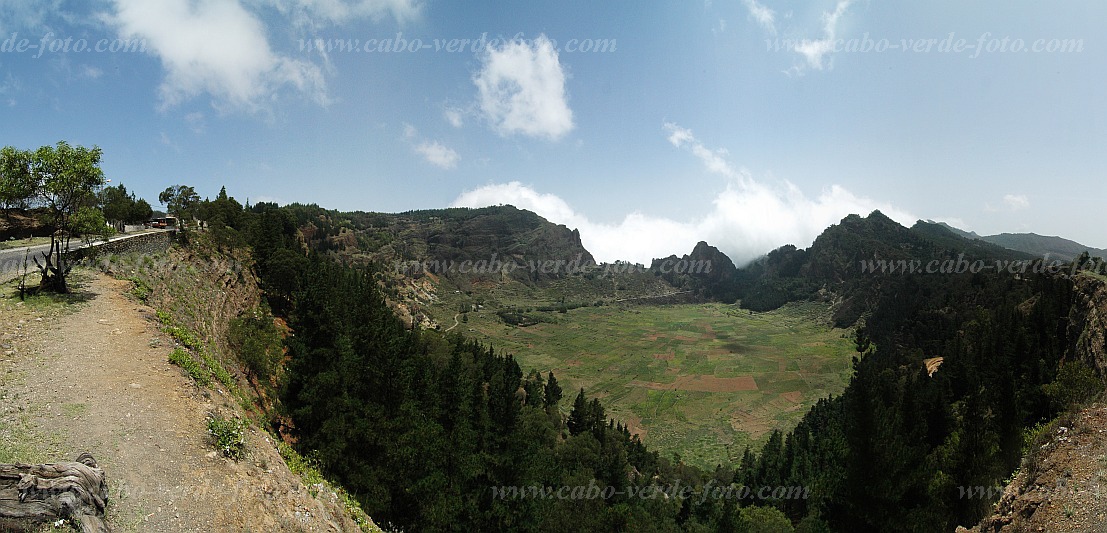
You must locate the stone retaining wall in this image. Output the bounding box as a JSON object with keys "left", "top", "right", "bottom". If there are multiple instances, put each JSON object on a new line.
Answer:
{"left": 76, "top": 231, "right": 175, "bottom": 260}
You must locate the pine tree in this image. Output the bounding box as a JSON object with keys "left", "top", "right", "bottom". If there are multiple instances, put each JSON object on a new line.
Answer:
{"left": 567, "top": 388, "right": 588, "bottom": 436}
{"left": 523, "top": 369, "right": 545, "bottom": 407}
{"left": 588, "top": 398, "right": 606, "bottom": 439}
{"left": 544, "top": 371, "right": 563, "bottom": 409}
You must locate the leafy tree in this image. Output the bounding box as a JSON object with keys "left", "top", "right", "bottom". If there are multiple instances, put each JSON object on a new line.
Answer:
{"left": 30, "top": 141, "right": 107, "bottom": 292}
{"left": 228, "top": 306, "right": 284, "bottom": 384}
{"left": 522, "top": 369, "right": 545, "bottom": 407}
{"left": 735, "top": 505, "right": 794, "bottom": 532}
{"left": 159, "top": 184, "right": 200, "bottom": 225}
{"left": 131, "top": 197, "right": 153, "bottom": 223}
{"left": 587, "top": 398, "right": 606, "bottom": 439}
{"left": 199, "top": 186, "right": 246, "bottom": 246}
{"left": 101, "top": 184, "right": 132, "bottom": 226}
{"left": 0, "top": 146, "right": 36, "bottom": 214}
{"left": 70, "top": 205, "right": 115, "bottom": 246}
{"left": 1043, "top": 360, "right": 1102, "bottom": 411}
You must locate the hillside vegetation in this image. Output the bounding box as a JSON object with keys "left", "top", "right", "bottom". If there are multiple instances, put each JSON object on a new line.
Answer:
{"left": 216, "top": 199, "right": 1106, "bottom": 531}
{"left": 278, "top": 204, "right": 860, "bottom": 468}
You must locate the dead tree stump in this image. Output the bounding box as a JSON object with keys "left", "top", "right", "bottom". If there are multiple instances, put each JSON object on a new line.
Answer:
{"left": 0, "top": 452, "right": 109, "bottom": 532}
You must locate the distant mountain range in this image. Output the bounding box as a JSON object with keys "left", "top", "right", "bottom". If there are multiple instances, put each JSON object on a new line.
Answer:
{"left": 932, "top": 221, "right": 1106, "bottom": 261}
{"left": 287, "top": 203, "right": 1104, "bottom": 329}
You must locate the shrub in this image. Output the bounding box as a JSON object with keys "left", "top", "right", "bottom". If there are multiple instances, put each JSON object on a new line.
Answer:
{"left": 129, "top": 277, "right": 152, "bottom": 302}
{"left": 276, "top": 440, "right": 324, "bottom": 486}
{"left": 202, "top": 351, "right": 234, "bottom": 387}
{"left": 165, "top": 325, "right": 203, "bottom": 350}
{"left": 207, "top": 414, "right": 247, "bottom": 460}
{"left": 1043, "top": 361, "right": 1103, "bottom": 411}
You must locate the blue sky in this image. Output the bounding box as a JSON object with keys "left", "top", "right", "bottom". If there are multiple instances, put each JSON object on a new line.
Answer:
{"left": 1, "top": 1, "right": 1104, "bottom": 263}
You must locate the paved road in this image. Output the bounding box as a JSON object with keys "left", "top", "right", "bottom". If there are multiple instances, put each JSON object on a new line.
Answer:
{"left": 0, "top": 229, "right": 165, "bottom": 277}
{"left": 0, "top": 241, "right": 56, "bottom": 277}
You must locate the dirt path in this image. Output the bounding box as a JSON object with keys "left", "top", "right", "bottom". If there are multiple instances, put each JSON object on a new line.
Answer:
{"left": 0, "top": 272, "right": 360, "bottom": 531}
{"left": 444, "top": 312, "right": 460, "bottom": 332}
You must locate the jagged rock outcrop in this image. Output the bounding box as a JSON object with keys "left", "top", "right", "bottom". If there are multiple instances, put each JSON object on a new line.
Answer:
{"left": 650, "top": 241, "right": 739, "bottom": 303}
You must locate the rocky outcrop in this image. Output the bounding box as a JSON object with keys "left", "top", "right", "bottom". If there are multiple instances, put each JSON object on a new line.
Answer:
{"left": 650, "top": 241, "right": 739, "bottom": 303}
{"left": 1067, "top": 273, "right": 1107, "bottom": 376}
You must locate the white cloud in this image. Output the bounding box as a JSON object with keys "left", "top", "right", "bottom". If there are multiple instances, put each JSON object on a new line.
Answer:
{"left": 664, "top": 123, "right": 695, "bottom": 147}
{"left": 450, "top": 123, "right": 915, "bottom": 264}
{"left": 742, "top": 0, "right": 776, "bottom": 34}
{"left": 185, "top": 112, "right": 206, "bottom": 133}
{"left": 78, "top": 65, "right": 103, "bottom": 80}
{"left": 262, "top": 0, "right": 421, "bottom": 27}
{"left": 0, "top": 0, "right": 61, "bottom": 34}
{"left": 792, "top": 0, "right": 852, "bottom": 72}
{"left": 159, "top": 131, "right": 181, "bottom": 152}
{"left": 402, "top": 123, "right": 459, "bottom": 169}
{"left": 0, "top": 72, "right": 20, "bottom": 107}
{"left": 415, "top": 141, "right": 460, "bottom": 169}
{"left": 452, "top": 180, "right": 913, "bottom": 265}
{"left": 473, "top": 34, "right": 573, "bottom": 140}
{"left": 443, "top": 107, "right": 465, "bottom": 128}
{"left": 1003, "top": 194, "right": 1030, "bottom": 211}
{"left": 108, "top": 0, "right": 327, "bottom": 111}
{"left": 664, "top": 122, "right": 740, "bottom": 178}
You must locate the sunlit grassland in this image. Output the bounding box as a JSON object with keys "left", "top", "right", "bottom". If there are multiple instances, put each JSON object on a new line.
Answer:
{"left": 431, "top": 292, "right": 855, "bottom": 468}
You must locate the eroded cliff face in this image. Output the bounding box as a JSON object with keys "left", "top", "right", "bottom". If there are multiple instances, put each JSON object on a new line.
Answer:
{"left": 1068, "top": 272, "right": 1107, "bottom": 376}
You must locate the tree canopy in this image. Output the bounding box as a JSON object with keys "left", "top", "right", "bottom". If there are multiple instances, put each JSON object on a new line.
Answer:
{"left": 159, "top": 185, "right": 200, "bottom": 223}
{"left": 2, "top": 141, "right": 109, "bottom": 292}
{"left": 0, "top": 146, "right": 36, "bottom": 212}
{"left": 101, "top": 183, "right": 154, "bottom": 228}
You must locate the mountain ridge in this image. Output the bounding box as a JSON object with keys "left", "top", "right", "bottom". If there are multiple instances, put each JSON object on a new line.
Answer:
{"left": 931, "top": 221, "right": 1107, "bottom": 261}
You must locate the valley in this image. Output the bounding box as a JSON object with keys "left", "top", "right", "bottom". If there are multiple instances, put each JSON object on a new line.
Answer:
{"left": 428, "top": 295, "right": 855, "bottom": 467}
{"left": 309, "top": 204, "right": 859, "bottom": 467}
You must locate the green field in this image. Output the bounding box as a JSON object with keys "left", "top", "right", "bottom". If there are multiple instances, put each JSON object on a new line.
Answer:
{"left": 431, "top": 296, "right": 856, "bottom": 468}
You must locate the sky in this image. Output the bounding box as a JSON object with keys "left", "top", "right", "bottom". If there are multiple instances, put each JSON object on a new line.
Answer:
{"left": 1, "top": 0, "right": 1104, "bottom": 264}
